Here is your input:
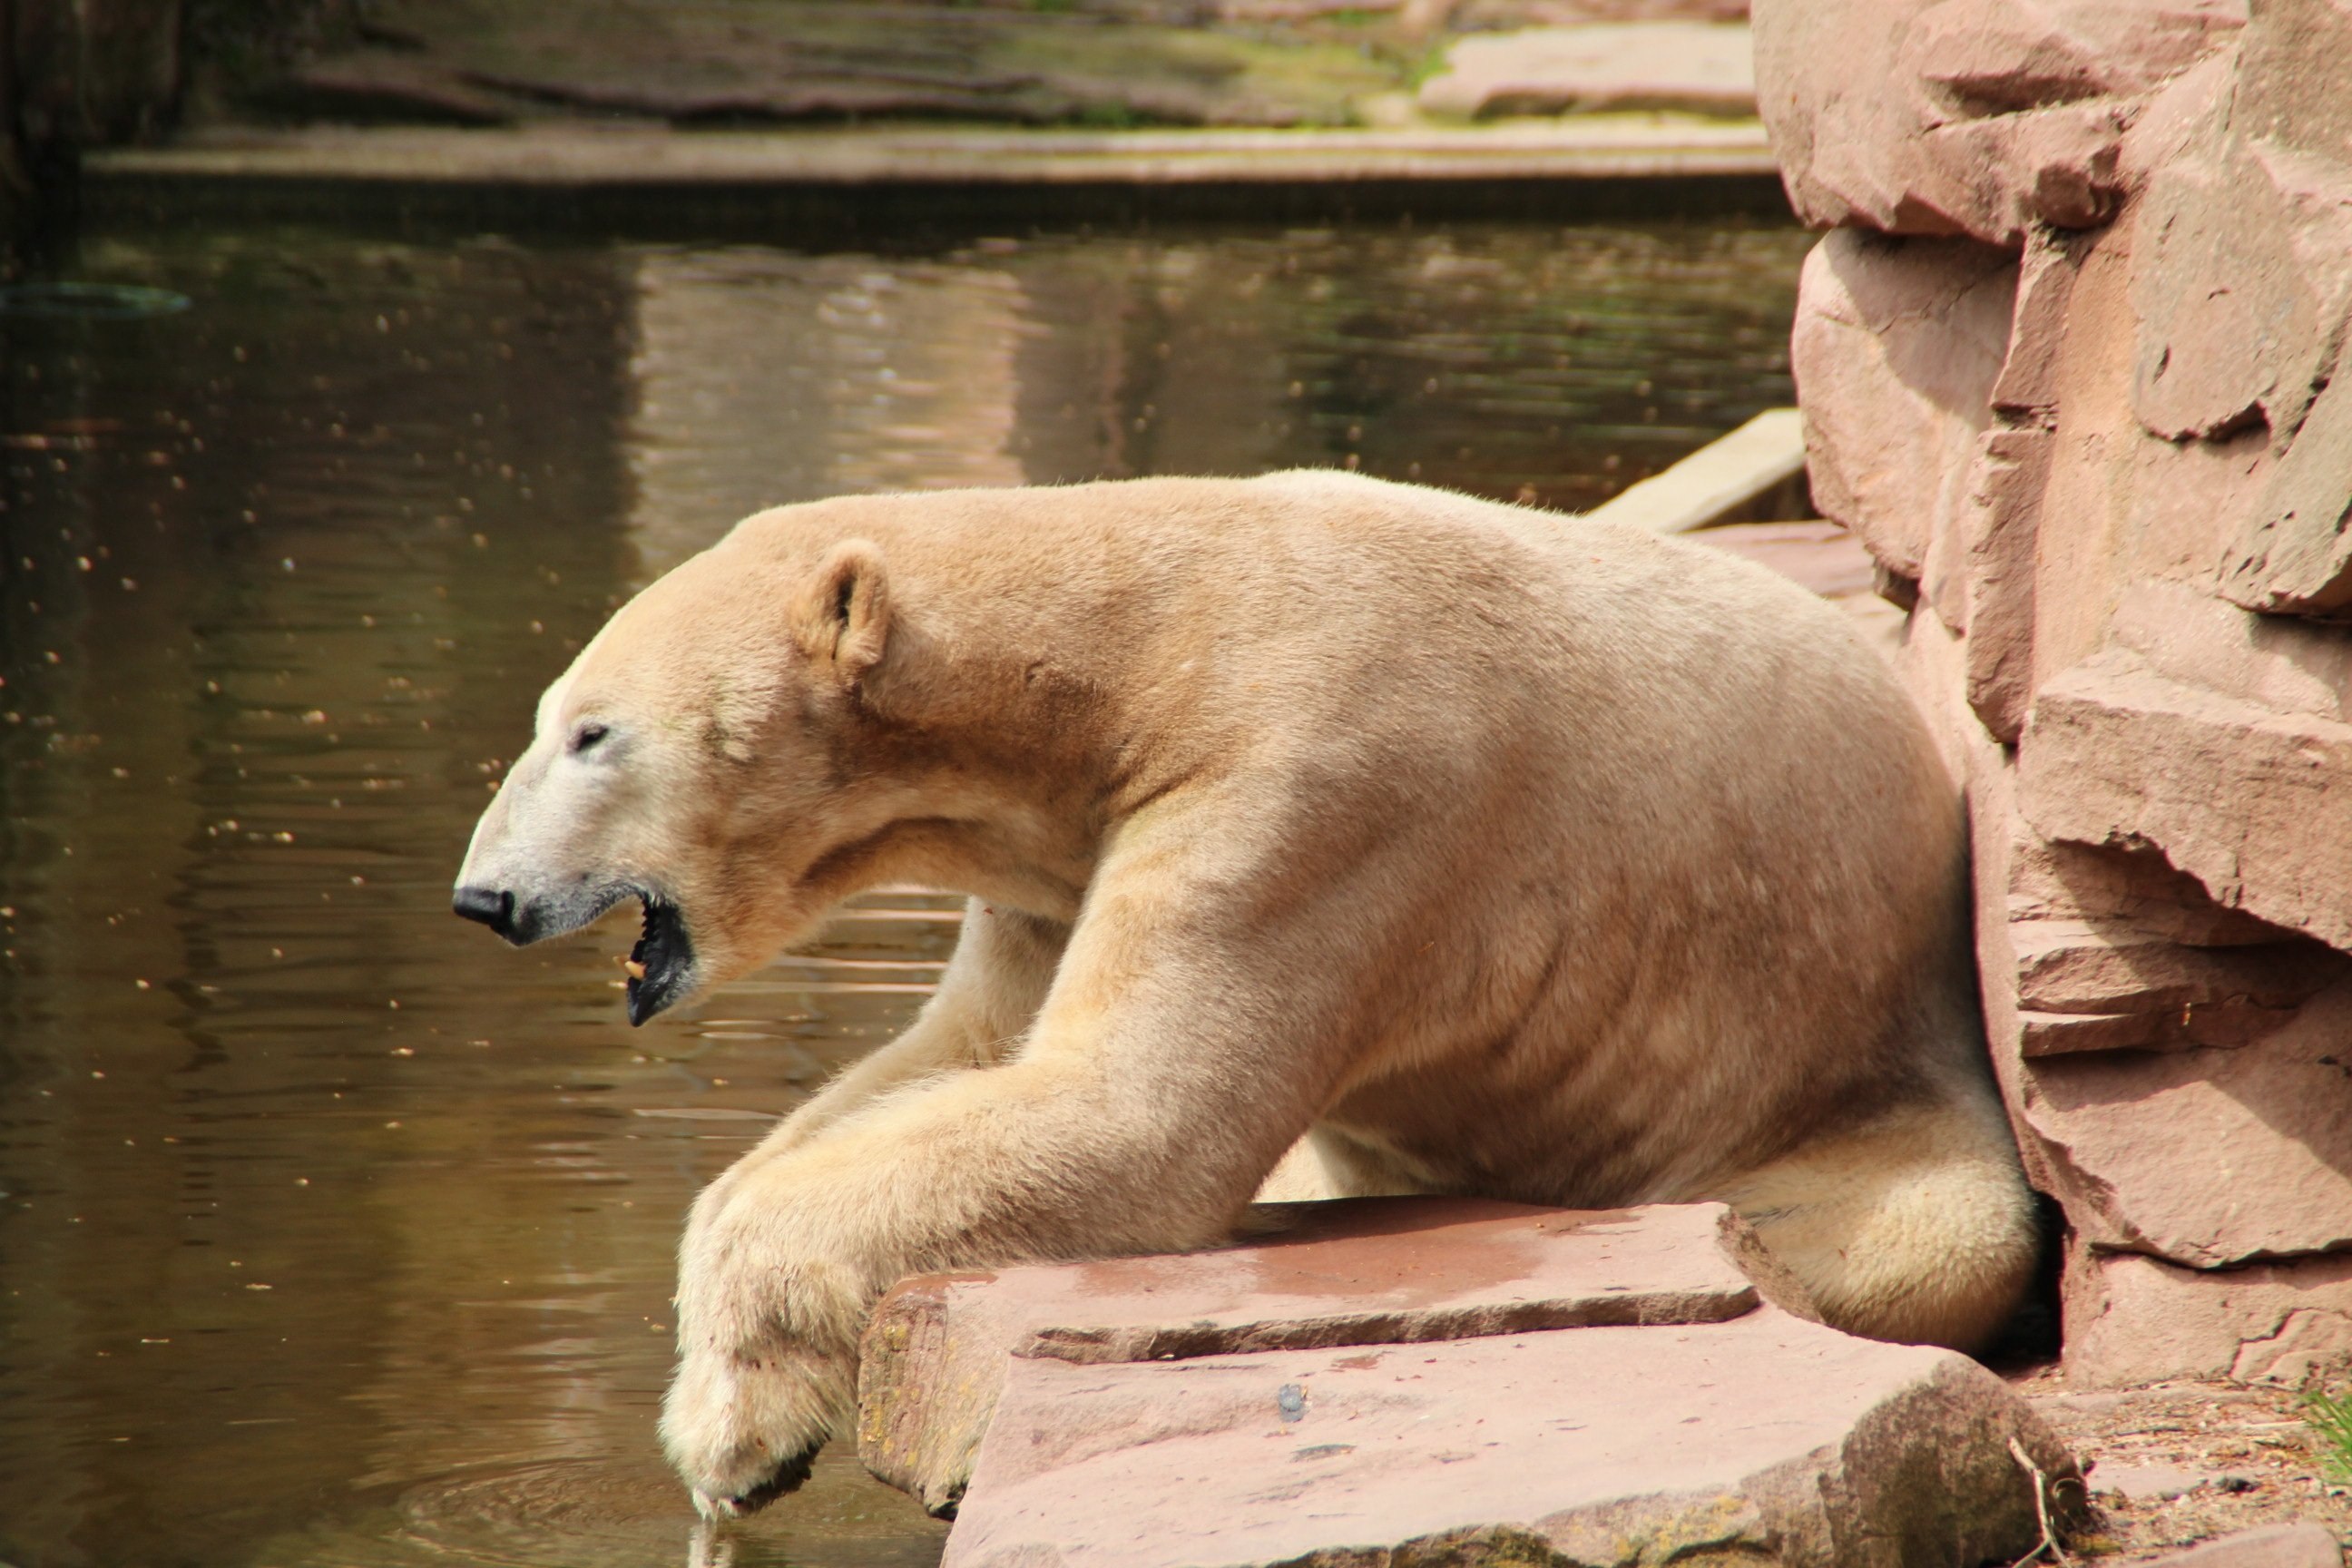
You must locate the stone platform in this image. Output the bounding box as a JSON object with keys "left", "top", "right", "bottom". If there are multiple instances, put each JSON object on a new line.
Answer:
{"left": 858, "top": 1199, "right": 1815, "bottom": 1513}
{"left": 858, "top": 1199, "right": 2080, "bottom": 1566}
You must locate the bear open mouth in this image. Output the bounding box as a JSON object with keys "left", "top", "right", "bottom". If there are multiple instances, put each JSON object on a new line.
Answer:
{"left": 624, "top": 896, "right": 695, "bottom": 1027}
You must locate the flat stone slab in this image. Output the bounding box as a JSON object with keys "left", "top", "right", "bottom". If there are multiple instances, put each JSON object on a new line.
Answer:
{"left": 85, "top": 121, "right": 1779, "bottom": 190}
{"left": 1419, "top": 23, "right": 1758, "bottom": 120}
{"left": 943, "top": 1307, "right": 2076, "bottom": 1568}
{"left": 1690, "top": 520, "right": 1877, "bottom": 600}
{"left": 858, "top": 1199, "right": 1810, "bottom": 1514}
{"left": 1582, "top": 407, "right": 1809, "bottom": 534}
{"left": 2141, "top": 1524, "right": 2348, "bottom": 1568}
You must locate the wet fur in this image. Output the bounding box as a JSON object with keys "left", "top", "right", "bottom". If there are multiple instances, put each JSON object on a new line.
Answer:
{"left": 454, "top": 472, "right": 2035, "bottom": 1516}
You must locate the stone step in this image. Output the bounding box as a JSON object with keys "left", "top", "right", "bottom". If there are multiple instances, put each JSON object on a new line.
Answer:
{"left": 944, "top": 1306, "right": 2076, "bottom": 1568}
{"left": 84, "top": 120, "right": 1779, "bottom": 190}
{"left": 858, "top": 1197, "right": 1813, "bottom": 1514}
{"left": 2138, "top": 1524, "right": 2347, "bottom": 1568}
{"left": 1418, "top": 22, "right": 1758, "bottom": 121}
{"left": 1582, "top": 406, "right": 1809, "bottom": 534}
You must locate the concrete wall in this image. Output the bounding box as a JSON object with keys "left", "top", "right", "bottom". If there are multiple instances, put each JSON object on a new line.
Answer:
{"left": 1753, "top": 0, "right": 2352, "bottom": 1385}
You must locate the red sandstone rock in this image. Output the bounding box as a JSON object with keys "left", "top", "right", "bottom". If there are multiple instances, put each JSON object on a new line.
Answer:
{"left": 1790, "top": 230, "right": 2014, "bottom": 589}
{"left": 2220, "top": 331, "right": 2352, "bottom": 617}
{"left": 1901, "top": 0, "right": 2241, "bottom": 114}
{"left": 2139, "top": 1523, "right": 2348, "bottom": 1568}
{"left": 1991, "top": 231, "right": 2089, "bottom": 415}
{"left": 1956, "top": 740, "right": 2071, "bottom": 1201}
{"left": 2127, "top": 151, "right": 2332, "bottom": 444}
{"left": 2102, "top": 579, "right": 2352, "bottom": 738}
{"left": 2019, "top": 979, "right": 2352, "bottom": 1267}
{"left": 857, "top": 1199, "right": 1804, "bottom": 1514}
{"left": 2123, "top": 4, "right": 2352, "bottom": 451}
{"left": 1922, "top": 99, "right": 2133, "bottom": 233}
{"left": 2063, "top": 1241, "right": 2352, "bottom": 1387}
{"left": 2019, "top": 651, "right": 2352, "bottom": 952}
{"left": 2017, "top": 1004, "right": 2300, "bottom": 1056}
{"left": 1766, "top": 0, "right": 2352, "bottom": 1380}
{"left": 1753, "top": 0, "right": 2242, "bottom": 244}
{"left": 1957, "top": 421, "right": 2051, "bottom": 740}
{"left": 2008, "top": 838, "right": 2282, "bottom": 950}
{"left": 943, "top": 1308, "right": 2077, "bottom": 1568}
{"left": 1692, "top": 520, "right": 1878, "bottom": 600}
{"left": 2012, "top": 919, "right": 2338, "bottom": 1018}
{"left": 2119, "top": 46, "right": 2236, "bottom": 190}
{"left": 2232, "top": 0, "right": 2352, "bottom": 176}
{"left": 2120, "top": 1, "right": 2352, "bottom": 618}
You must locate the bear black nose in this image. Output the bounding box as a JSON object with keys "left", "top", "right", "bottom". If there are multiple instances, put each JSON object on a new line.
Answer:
{"left": 452, "top": 885, "right": 514, "bottom": 936}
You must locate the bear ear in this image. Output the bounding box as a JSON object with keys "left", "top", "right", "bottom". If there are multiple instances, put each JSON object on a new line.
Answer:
{"left": 790, "top": 538, "right": 891, "bottom": 687}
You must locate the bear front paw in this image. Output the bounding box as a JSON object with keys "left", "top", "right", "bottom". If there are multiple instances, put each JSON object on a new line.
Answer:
{"left": 660, "top": 1341, "right": 849, "bottom": 1518}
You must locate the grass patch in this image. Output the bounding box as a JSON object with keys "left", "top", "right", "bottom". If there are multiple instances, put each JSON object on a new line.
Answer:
{"left": 2305, "top": 1386, "right": 2352, "bottom": 1483}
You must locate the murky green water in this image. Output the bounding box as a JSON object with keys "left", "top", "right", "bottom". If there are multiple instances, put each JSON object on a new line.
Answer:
{"left": 0, "top": 212, "right": 1807, "bottom": 1567}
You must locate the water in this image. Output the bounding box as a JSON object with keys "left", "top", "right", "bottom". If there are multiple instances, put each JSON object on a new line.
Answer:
{"left": 0, "top": 211, "right": 1808, "bottom": 1567}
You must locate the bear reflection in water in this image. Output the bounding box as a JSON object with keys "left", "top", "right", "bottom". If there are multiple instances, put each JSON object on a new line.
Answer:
{"left": 452, "top": 472, "right": 2034, "bottom": 1519}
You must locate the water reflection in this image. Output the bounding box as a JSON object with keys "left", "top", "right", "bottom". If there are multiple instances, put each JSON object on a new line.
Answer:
{"left": 0, "top": 212, "right": 1805, "bottom": 1568}
{"left": 629, "top": 255, "right": 1029, "bottom": 575}
{"left": 623, "top": 225, "right": 1805, "bottom": 574}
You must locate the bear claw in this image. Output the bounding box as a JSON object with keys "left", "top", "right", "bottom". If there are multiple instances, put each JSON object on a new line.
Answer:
{"left": 691, "top": 1446, "right": 818, "bottom": 1520}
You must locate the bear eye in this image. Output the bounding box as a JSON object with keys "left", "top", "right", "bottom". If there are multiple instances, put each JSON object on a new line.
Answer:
{"left": 569, "top": 720, "right": 610, "bottom": 755}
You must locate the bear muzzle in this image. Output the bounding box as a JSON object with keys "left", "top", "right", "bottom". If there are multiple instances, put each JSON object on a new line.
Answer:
{"left": 452, "top": 884, "right": 519, "bottom": 939}
{"left": 452, "top": 882, "right": 697, "bottom": 1024}
{"left": 450, "top": 883, "right": 577, "bottom": 947}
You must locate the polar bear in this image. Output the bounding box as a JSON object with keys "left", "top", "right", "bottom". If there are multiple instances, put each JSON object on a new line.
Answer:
{"left": 453, "top": 472, "right": 2034, "bottom": 1518}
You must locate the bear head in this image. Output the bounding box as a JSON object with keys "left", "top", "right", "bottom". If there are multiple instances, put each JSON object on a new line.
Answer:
{"left": 452, "top": 530, "right": 893, "bottom": 1025}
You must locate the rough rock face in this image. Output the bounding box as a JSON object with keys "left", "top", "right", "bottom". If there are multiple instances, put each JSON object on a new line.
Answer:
{"left": 1788, "top": 230, "right": 2014, "bottom": 588}
{"left": 1755, "top": 0, "right": 2352, "bottom": 1384}
{"left": 1754, "top": 0, "right": 2245, "bottom": 244}
{"left": 943, "top": 1308, "right": 2074, "bottom": 1568}
{"left": 2063, "top": 1243, "right": 2352, "bottom": 1387}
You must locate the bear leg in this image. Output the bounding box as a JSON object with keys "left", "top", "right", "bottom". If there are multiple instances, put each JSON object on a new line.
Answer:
{"left": 1714, "top": 1084, "right": 2038, "bottom": 1354}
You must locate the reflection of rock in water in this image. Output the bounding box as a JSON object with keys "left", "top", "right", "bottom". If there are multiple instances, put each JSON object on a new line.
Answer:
{"left": 625, "top": 254, "right": 1024, "bottom": 583}
{"left": 1008, "top": 241, "right": 1293, "bottom": 486}
{"left": 621, "top": 226, "right": 1808, "bottom": 583}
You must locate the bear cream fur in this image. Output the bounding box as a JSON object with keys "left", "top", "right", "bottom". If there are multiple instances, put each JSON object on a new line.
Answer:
{"left": 453, "top": 472, "right": 2035, "bottom": 1518}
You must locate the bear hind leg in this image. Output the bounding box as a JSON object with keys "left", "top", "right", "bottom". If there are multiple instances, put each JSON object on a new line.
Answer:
{"left": 1715, "top": 1087, "right": 2038, "bottom": 1355}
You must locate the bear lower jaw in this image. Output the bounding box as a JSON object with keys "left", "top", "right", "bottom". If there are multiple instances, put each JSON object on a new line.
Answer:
{"left": 625, "top": 896, "right": 695, "bottom": 1027}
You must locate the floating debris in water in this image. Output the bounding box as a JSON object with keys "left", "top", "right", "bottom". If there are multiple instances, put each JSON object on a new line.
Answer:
{"left": 0, "top": 282, "right": 191, "bottom": 319}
